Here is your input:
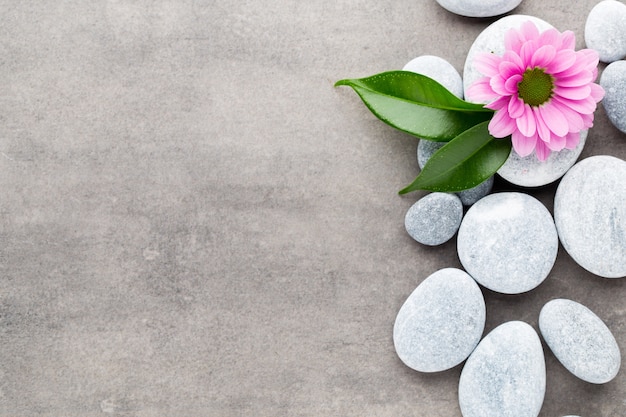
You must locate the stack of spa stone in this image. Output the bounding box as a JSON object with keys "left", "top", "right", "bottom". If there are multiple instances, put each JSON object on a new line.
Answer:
{"left": 396, "top": 9, "right": 626, "bottom": 417}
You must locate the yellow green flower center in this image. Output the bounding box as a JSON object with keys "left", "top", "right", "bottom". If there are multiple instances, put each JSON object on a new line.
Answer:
{"left": 517, "top": 67, "right": 554, "bottom": 107}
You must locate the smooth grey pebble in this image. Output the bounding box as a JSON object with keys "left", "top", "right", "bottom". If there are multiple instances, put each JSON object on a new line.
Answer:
{"left": 585, "top": 0, "right": 626, "bottom": 63}
{"left": 403, "top": 55, "right": 464, "bottom": 99}
{"left": 600, "top": 60, "right": 626, "bottom": 133}
{"left": 435, "top": 0, "right": 523, "bottom": 18}
{"left": 405, "top": 193, "right": 463, "bottom": 246}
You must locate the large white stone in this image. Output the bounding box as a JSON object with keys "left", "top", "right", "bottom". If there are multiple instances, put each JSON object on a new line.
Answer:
{"left": 600, "top": 60, "right": 626, "bottom": 133}
{"left": 554, "top": 155, "right": 626, "bottom": 278}
{"left": 393, "top": 268, "right": 486, "bottom": 373}
{"left": 464, "top": 15, "right": 554, "bottom": 102}
{"left": 459, "top": 321, "right": 545, "bottom": 417}
{"left": 457, "top": 192, "right": 558, "bottom": 294}
{"left": 435, "top": 0, "right": 523, "bottom": 18}
{"left": 539, "top": 299, "right": 621, "bottom": 384}
{"left": 403, "top": 55, "right": 464, "bottom": 99}
{"left": 405, "top": 193, "right": 463, "bottom": 246}
{"left": 584, "top": 0, "right": 626, "bottom": 63}
{"left": 497, "top": 130, "right": 587, "bottom": 187}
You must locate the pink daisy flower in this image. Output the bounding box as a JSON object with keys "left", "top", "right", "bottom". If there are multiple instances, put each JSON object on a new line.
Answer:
{"left": 468, "top": 21, "right": 605, "bottom": 161}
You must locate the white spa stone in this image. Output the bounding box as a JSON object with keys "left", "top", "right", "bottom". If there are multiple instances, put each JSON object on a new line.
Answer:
{"left": 459, "top": 321, "right": 545, "bottom": 417}
{"left": 435, "top": 0, "right": 523, "bottom": 18}
{"left": 464, "top": 15, "right": 554, "bottom": 102}
{"left": 600, "top": 60, "right": 626, "bottom": 133}
{"left": 403, "top": 55, "right": 464, "bottom": 99}
{"left": 417, "top": 140, "right": 494, "bottom": 205}
{"left": 554, "top": 155, "right": 626, "bottom": 278}
{"left": 539, "top": 299, "right": 621, "bottom": 384}
{"left": 497, "top": 130, "right": 587, "bottom": 187}
{"left": 584, "top": 0, "right": 626, "bottom": 63}
{"left": 405, "top": 193, "right": 463, "bottom": 246}
{"left": 393, "top": 268, "right": 486, "bottom": 373}
{"left": 457, "top": 192, "right": 558, "bottom": 294}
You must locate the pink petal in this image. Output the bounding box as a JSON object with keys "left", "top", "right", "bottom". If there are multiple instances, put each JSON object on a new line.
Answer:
{"left": 551, "top": 100, "right": 585, "bottom": 132}
{"left": 512, "top": 130, "right": 537, "bottom": 157}
{"left": 499, "top": 60, "right": 522, "bottom": 79}
{"left": 490, "top": 75, "right": 510, "bottom": 96}
{"left": 546, "top": 134, "right": 567, "bottom": 151}
{"left": 554, "top": 70, "right": 593, "bottom": 87}
{"left": 467, "top": 77, "right": 497, "bottom": 102}
{"left": 488, "top": 109, "right": 517, "bottom": 138}
{"left": 531, "top": 45, "right": 556, "bottom": 68}
{"left": 504, "top": 74, "right": 523, "bottom": 94}
{"left": 508, "top": 96, "right": 525, "bottom": 118}
{"left": 554, "top": 95, "right": 596, "bottom": 115}
{"left": 520, "top": 40, "right": 536, "bottom": 65}
{"left": 565, "top": 132, "right": 580, "bottom": 149}
{"left": 520, "top": 21, "right": 540, "bottom": 42}
{"left": 590, "top": 83, "right": 605, "bottom": 102}
{"left": 505, "top": 27, "right": 525, "bottom": 54}
{"left": 474, "top": 52, "right": 502, "bottom": 77}
{"left": 546, "top": 49, "right": 577, "bottom": 74}
{"left": 539, "top": 28, "right": 562, "bottom": 49}
{"left": 516, "top": 104, "right": 537, "bottom": 137}
{"left": 560, "top": 30, "right": 576, "bottom": 50}
{"left": 533, "top": 106, "right": 552, "bottom": 143}
{"left": 539, "top": 104, "right": 569, "bottom": 137}
{"left": 485, "top": 95, "right": 511, "bottom": 111}
{"left": 554, "top": 85, "right": 592, "bottom": 100}
{"left": 535, "top": 139, "right": 551, "bottom": 161}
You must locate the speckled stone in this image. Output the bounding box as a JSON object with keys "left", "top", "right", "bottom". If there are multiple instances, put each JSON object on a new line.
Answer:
{"left": 405, "top": 193, "right": 463, "bottom": 246}
{"left": 459, "top": 321, "right": 545, "bottom": 417}
{"left": 464, "top": 15, "right": 553, "bottom": 102}
{"left": 393, "top": 268, "right": 486, "bottom": 373}
{"left": 403, "top": 55, "right": 464, "bottom": 99}
{"left": 554, "top": 155, "right": 626, "bottom": 278}
{"left": 417, "top": 140, "right": 494, "bottom": 205}
{"left": 497, "top": 130, "right": 587, "bottom": 187}
{"left": 539, "top": 299, "right": 621, "bottom": 384}
{"left": 584, "top": 0, "right": 626, "bottom": 63}
{"left": 600, "top": 60, "right": 626, "bottom": 133}
{"left": 457, "top": 192, "right": 558, "bottom": 294}
{"left": 435, "top": 0, "right": 523, "bottom": 18}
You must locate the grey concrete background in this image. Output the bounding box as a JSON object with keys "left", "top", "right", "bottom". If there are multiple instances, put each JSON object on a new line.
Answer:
{"left": 1, "top": 0, "right": 625, "bottom": 416}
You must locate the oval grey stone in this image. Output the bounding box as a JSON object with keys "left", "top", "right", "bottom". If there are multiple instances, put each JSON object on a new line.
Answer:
{"left": 464, "top": 15, "right": 553, "bottom": 101}
{"left": 417, "top": 140, "right": 493, "bottom": 205}
{"left": 539, "top": 299, "right": 621, "bottom": 384}
{"left": 435, "top": 0, "right": 523, "bottom": 18}
{"left": 600, "top": 60, "right": 626, "bottom": 133}
{"left": 584, "top": 0, "right": 626, "bottom": 63}
{"left": 457, "top": 192, "right": 558, "bottom": 294}
{"left": 459, "top": 321, "right": 545, "bottom": 417}
{"left": 405, "top": 193, "right": 463, "bottom": 246}
{"left": 393, "top": 268, "right": 486, "bottom": 373}
{"left": 554, "top": 155, "right": 626, "bottom": 278}
{"left": 403, "top": 55, "right": 464, "bottom": 99}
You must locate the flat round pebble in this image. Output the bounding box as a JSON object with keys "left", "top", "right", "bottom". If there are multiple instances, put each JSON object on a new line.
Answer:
{"left": 584, "top": 0, "right": 626, "bottom": 63}
{"left": 417, "top": 140, "right": 494, "bottom": 205}
{"left": 403, "top": 55, "right": 464, "bottom": 99}
{"left": 457, "top": 192, "right": 558, "bottom": 294}
{"left": 405, "top": 193, "right": 463, "bottom": 246}
{"left": 539, "top": 299, "right": 621, "bottom": 384}
{"left": 435, "top": 0, "right": 523, "bottom": 18}
{"left": 497, "top": 130, "right": 587, "bottom": 187}
{"left": 464, "top": 15, "right": 553, "bottom": 101}
{"left": 459, "top": 321, "right": 545, "bottom": 417}
{"left": 554, "top": 155, "right": 626, "bottom": 278}
{"left": 600, "top": 60, "right": 626, "bottom": 133}
{"left": 393, "top": 268, "right": 486, "bottom": 373}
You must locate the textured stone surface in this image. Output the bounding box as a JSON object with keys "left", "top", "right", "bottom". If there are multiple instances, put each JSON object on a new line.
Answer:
{"left": 497, "top": 130, "right": 588, "bottom": 187}
{"left": 539, "top": 299, "right": 621, "bottom": 384}
{"left": 417, "top": 140, "right": 493, "bottom": 205}
{"left": 554, "top": 155, "right": 626, "bottom": 278}
{"left": 458, "top": 192, "right": 558, "bottom": 294}
{"left": 393, "top": 268, "right": 486, "bottom": 373}
{"left": 459, "top": 321, "right": 545, "bottom": 417}
{"left": 600, "top": 60, "right": 626, "bottom": 133}
{"left": 435, "top": 0, "right": 524, "bottom": 17}
{"left": 403, "top": 55, "right": 464, "bottom": 98}
{"left": 584, "top": 0, "right": 626, "bottom": 63}
{"left": 405, "top": 193, "right": 463, "bottom": 245}
{"left": 464, "top": 15, "right": 553, "bottom": 102}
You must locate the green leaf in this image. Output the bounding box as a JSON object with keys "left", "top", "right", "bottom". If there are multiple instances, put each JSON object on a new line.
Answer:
{"left": 335, "top": 71, "right": 493, "bottom": 141}
{"left": 399, "top": 121, "right": 512, "bottom": 193}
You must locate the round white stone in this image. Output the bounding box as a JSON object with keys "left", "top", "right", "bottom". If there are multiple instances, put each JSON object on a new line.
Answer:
{"left": 554, "top": 155, "right": 626, "bottom": 278}
{"left": 393, "top": 268, "right": 486, "bottom": 373}
{"left": 584, "top": 0, "right": 626, "bottom": 63}
{"left": 403, "top": 55, "right": 464, "bottom": 99}
{"left": 539, "top": 299, "right": 621, "bottom": 384}
{"left": 459, "top": 321, "right": 545, "bottom": 417}
{"left": 405, "top": 193, "right": 463, "bottom": 246}
{"left": 417, "top": 140, "right": 493, "bottom": 205}
{"left": 497, "top": 130, "right": 587, "bottom": 187}
{"left": 464, "top": 15, "right": 554, "bottom": 102}
{"left": 435, "top": 0, "right": 523, "bottom": 18}
{"left": 457, "top": 192, "right": 558, "bottom": 294}
{"left": 600, "top": 60, "right": 626, "bottom": 133}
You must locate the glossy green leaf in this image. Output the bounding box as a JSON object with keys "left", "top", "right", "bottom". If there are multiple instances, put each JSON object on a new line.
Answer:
{"left": 399, "top": 121, "right": 512, "bottom": 193}
{"left": 335, "top": 71, "right": 493, "bottom": 141}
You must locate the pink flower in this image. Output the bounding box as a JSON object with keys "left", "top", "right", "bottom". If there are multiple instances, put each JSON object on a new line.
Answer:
{"left": 468, "top": 21, "right": 605, "bottom": 161}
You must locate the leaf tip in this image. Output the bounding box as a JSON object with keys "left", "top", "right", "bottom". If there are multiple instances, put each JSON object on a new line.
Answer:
{"left": 334, "top": 79, "right": 350, "bottom": 87}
